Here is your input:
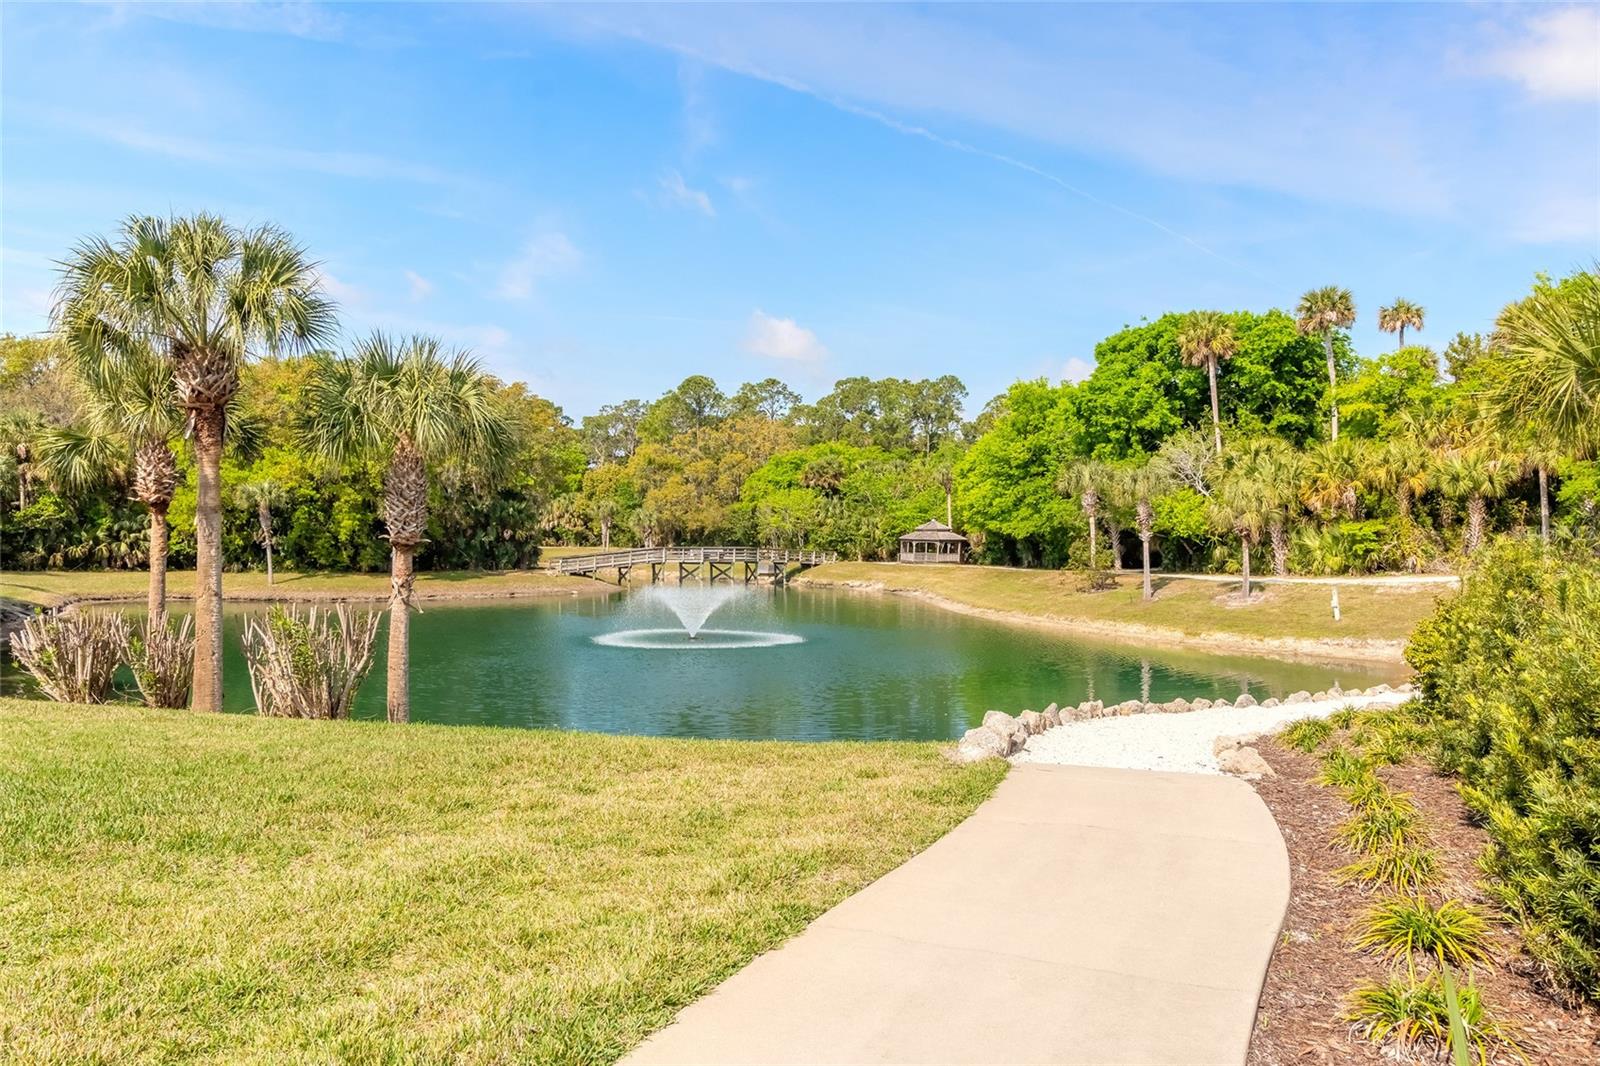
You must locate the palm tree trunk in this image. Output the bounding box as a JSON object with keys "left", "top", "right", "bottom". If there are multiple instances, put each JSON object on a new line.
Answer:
{"left": 258, "top": 502, "right": 274, "bottom": 585}
{"left": 1240, "top": 538, "right": 1252, "bottom": 601}
{"left": 1397, "top": 486, "right": 1413, "bottom": 522}
{"left": 1107, "top": 519, "right": 1123, "bottom": 571}
{"left": 1140, "top": 533, "right": 1153, "bottom": 601}
{"left": 1269, "top": 517, "right": 1289, "bottom": 577}
{"left": 601, "top": 519, "right": 611, "bottom": 549}
{"left": 1397, "top": 325, "right": 1406, "bottom": 348}
{"left": 387, "top": 544, "right": 415, "bottom": 724}
{"left": 1538, "top": 466, "right": 1550, "bottom": 543}
{"left": 945, "top": 487, "right": 953, "bottom": 527}
{"left": 148, "top": 503, "right": 169, "bottom": 619}
{"left": 190, "top": 410, "right": 225, "bottom": 713}
{"left": 1208, "top": 357, "right": 1222, "bottom": 454}
{"left": 1466, "top": 496, "right": 1487, "bottom": 554}
{"left": 1087, "top": 515, "right": 1098, "bottom": 572}
{"left": 1323, "top": 333, "right": 1339, "bottom": 441}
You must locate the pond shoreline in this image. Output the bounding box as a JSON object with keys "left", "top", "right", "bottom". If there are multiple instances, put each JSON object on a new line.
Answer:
{"left": 793, "top": 576, "right": 1411, "bottom": 667}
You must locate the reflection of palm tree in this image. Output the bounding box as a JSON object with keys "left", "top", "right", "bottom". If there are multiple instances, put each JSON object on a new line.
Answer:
{"left": 1296, "top": 286, "right": 1357, "bottom": 440}
{"left": 56, "top": 214, "right": 334, "bottom": 711}
{"left": 1177, "top": 311, "right": 1238, "bottom": 455}
{"left": 1378, "top": 299, "right": 1425, "bottom": 348}
{"left": 303, "top": 333, "right": 511, "bottom": 723}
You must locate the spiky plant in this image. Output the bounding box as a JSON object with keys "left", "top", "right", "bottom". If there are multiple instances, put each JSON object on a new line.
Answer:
{"left": 241, "top": 604, "right": 381, "bottom": 720}
{"left": 1316, "top": 745, "right": 1377, "bottom": 790}
{"left": 124, "top": 614, "right": 195, "bottom": 709}
{"left": 1296, "top": 285, "right": 1356, "bottom": 440}
{"left": 1176, "top": 310, "right": 1238, "bottom": 454}
{"left": 1357, "top": 896, "right": 1493, "bottom": 970}
{"left": 1340, "top": 838, "right": 1441, "bottom": 893}
{"left": 301, "top": 333, "right": 512, "bottom": 722}
{"left": 1280, "top": 716, "right": 1335, "bottom": 753}
{"left": 1378, "top": 298, "right": 1426, "bottom": 349}
{"left": 1124, "top": 459, "right": 1171, "bottom": 600}
{"left": 1346, "top": 971, "right": 1514, "bottom": 1063}
{"left": 1336, "top": 793, "right": 1424, "bottom": 854}
{"left": 1433, "top": 449, "right": 1511, "bottom": 555}
{"left": 12, "top": 610, "right": 131, "bottom": 704}
{"left": 54, "top": 214, "right": 335, "bottom": 711}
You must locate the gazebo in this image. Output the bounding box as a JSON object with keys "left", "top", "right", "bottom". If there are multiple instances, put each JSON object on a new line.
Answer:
{"left": 897, "top": 520, "right": 968, "bottom": 564}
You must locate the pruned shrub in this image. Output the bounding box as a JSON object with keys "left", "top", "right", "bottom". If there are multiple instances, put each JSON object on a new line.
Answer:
{"left": 1407, "top": 538, "right": 1600, "bottom": 1000}
{"left": 11, "top": 610, "right": 130, "bottom": 704}
{"left": 241, "top": 604, "right": 380, "bottom": 720}
{"left": 124, "top": 615, "right": 194, "bottom": 709}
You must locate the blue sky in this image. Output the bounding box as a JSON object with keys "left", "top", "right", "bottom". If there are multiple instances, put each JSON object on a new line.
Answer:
{"left": 2, "top": 2, "right": 1596, "bottom": 417}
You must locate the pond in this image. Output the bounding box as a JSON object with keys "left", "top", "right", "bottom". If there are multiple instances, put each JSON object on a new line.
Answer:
{"left": 2, "top": 586, "right": 1403, "bottom": 741}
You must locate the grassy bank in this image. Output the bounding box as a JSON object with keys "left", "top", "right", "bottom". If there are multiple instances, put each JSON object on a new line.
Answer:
{"left": 796, "top": 562, "right": 1449, "bottom": 651}
{"left": 0, "top": 698, "right": 1003, "bottom": 1064}
{"left": 0, "top": 567, "right": 605, "bottom": 609}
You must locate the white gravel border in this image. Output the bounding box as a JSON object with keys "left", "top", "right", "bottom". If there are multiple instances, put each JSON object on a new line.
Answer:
{"left": 1011, "top": 693, "right": 1414, "bottom": 775}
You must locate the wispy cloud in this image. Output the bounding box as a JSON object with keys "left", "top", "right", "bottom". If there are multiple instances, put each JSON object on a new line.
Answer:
{"left": 404, "top": 269, "right": 434, "bottom": 302}
{"left": 743, "top": 310, "right": 828, "bottom": 363}
{"left": 139, "top": 1, "right": 349, "bottom": 43}
{"left": 658, "top": 169, "right": 715, "bottom": 216}
{"left": 1478, "top": 7, "right": 1600, "bottom": 102}
{"left": 1060, "top": 356, "right": 1095, "bottom": 384}
{"left": 496, "top": 232, "right": 582, "bottom": 300}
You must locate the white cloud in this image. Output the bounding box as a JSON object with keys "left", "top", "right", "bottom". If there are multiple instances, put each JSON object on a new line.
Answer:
{"left": 742, "top": 310, "right": 829, "bottom": 363}
{"left": 496, "top": 232, "right": 582, "bottom": 300}
{"left": 659, "top": 169, "right": 715, "bottom": 216}
{"left": 1480, "top": 7, "right": 1600, "bottom": 102}
{"left": 1060, "top": 356, "right": 1096, "bottom": 383}
{"left": 404, "top": 269, "right": 434, "bottom": 302}
{"left": 312, "top": 269, "right": 368, "bottom": 306}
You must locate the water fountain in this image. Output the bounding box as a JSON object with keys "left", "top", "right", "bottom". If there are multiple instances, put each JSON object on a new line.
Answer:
{"left": 593, "top": 585, "right": 805, "bottom": 649}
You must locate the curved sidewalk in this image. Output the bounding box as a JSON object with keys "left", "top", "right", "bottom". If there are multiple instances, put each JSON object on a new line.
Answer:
{"left": 625, "top": 764, "right": 1289, "bottom": 1066}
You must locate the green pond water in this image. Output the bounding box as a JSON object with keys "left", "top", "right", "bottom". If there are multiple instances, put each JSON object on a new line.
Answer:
{"left": 2, "top": 587, "right": 1403, "bottom": 741}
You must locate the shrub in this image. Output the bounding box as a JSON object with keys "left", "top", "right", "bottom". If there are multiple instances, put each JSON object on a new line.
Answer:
{"left": 1281, "top": 716, "right": 1334, "bottom": 753}
{"left": 11, "top": 610, "right": 130, "bottom": 704}
{"left": 1346, "top": 970, "right": 1515, "bottom": 1063}
{"left": 124, "top": 615, "right": 194, "bottom": 709}
{"left": 1355, "top": 896, "right": 1493, "bottom": 970}
{"left": 1407, "top": 538, "right": 1600, "bottom": 999}
{"left": 1336, "top": 792, "right": 1424, "bottom": 854}
{"left": 241, "top": 604, "right": 381, "bottom": 720}
{"left": 1315, "top": 746, "right": 1377, "bottom": 792}
{"left": 1339, "top": 838, "right": 1440, "bottom": 893}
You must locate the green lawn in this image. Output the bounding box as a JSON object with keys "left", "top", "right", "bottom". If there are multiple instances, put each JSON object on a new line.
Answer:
{"left": 796, "top": 562, "right": 1450, "bottom": 644}
{"left": 0, "top": 567, "right": 604, "bottom": 609}
{"left": 0, "top": 698, "right": 1003, "bottom": 1064}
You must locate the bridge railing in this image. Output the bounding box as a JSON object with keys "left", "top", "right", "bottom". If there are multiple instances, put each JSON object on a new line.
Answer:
{"left": 549, "top": 546, "right": 837, "bottom": 575}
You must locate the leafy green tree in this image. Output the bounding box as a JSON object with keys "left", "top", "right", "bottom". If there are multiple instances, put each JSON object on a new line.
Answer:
{"left": 581, "top": 399, "right": 646, "bottom": 465}
{"left": 1230, "top": 438, "right": 1301, "bottom": 576}
{"left": 729, "top": 378, "right": 802, "bottom": 421}
{"left": 957, "top": 380, "right": 1078, "bottom": 565}
{"left": 1296, "top": 285, "right": 1357, "bottom": 440}
{"left": 1378, "top": 299, "right": 1425, "bottom": 348}
{"left": 1336, "top": 347, "right": 1444, "bottom": 439}
{"left": 55, "top": 214, "right": 333, "bottom": 711}
{"left": 301, "top": 334, "right": 511, "bottom": 723}
{"left": 639, "top": 375, "right": 728, "bottom": 442}
{"left": 1176, "top": 311, "right": 1238, "bottom": 454}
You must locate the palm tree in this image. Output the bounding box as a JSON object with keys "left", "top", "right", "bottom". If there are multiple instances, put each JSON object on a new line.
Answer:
{"left": 1296, "top": 524, "right": 1355, "bottom": 621}
{"left": 1210, "top": 474, "right": 1268, "bottom": 601}
{"left": 1378, "top": 299, "right": 1425, "bottom": 348}
{"left": 1486, "top": 269, "right": 1599, "bottom": 458}
{"left": 1296, "top": 286, "right": 1357, "bottom": 440}
{"left": 238, "top": 480, "right": 287, "bottom": 584}
{"left": 1176, "top": 311, "right": 1238, "bottom": 455}
{"left": 0, "top": 412, "right": 47, "bottom": 510}
{"left": 1059, "top": 460, "right": 1108, "bottom": 572}
{"left": 1300, "top": 437, "right": 1370, "bottom": 520}
{"left": 936, "top": 462, "right": 955, "bottom": 527}
{"left": 301, "top": 333, "right": 511, "bottom": 723}
{"left": 55, "top": 214, "right": 334, "bottom": 711}
{"left": 35, "top": 346, "right": 182, "bottom": 616}
{"left": 1433, "top": 448, "right": 1510, "bottom": 555}
{"left": 1125, "top": 460, "right": 1172, "bottom": 600}
{"left": 1234, "top": 440, "right": 1302, "bottom": 577}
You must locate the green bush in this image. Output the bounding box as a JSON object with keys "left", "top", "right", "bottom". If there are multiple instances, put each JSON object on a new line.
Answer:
{"left": 1406, "top": 537, "right": 1600, "bottom": 1000}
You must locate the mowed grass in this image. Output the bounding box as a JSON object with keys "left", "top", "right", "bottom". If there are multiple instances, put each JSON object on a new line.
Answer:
{"left": 0, "top": 567, "right": 604, "bottom": 609}
{"left": 0, "top": 698, "right": 1004, "bottom": 1064}
{"left": 796, "top": 562, "right": 1450, "bottom": 643}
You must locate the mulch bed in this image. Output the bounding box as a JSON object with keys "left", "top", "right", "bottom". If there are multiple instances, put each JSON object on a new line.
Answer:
{"left": 1246, "top": 739, "right": 1600, "bottom": 1065}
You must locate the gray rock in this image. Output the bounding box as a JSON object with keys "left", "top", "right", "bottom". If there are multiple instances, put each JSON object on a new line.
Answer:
{"left": 1212, "top": 731, "right": 1264, "bottom": 758}
{"left": 1115, "top": 700, "right": 1141, "bottom": 716}
{"left": 1217, "top": 746, "right": 1275, "bottom": 779}
{"left": 1211, "top": 697, "right": 1233, "bottom": 710}
{"left": 1166, "top": 698, "right": 1192, "bottom": 714}
{"left": 1285, "top": 690, "right": 1312, "bottom": 704}
{"left": 953, "top": 727, "right": 1007, "bottom": 763}
{"left": 1312, "top": 691, "right": 1329, "bottom": 702}
{"left": 1330, "top": 683, "right": 1344, "bottom": 697}
{"left": 1372, "top": 683, "right": 1392, "bottom": 694}
{"left": 1260, "top": 697, "right": 1281, "bottom": 709}
{"left": 1140, "top": 702, "right": 1161, "bottom": 715}
{"left": 1042, "top": 703, "right": 1061, "bottom": 728}
{"left": 1234, "top": 693, "right": 1258, "bottom": 708}
{"left": 1018, "top": 710, "right": 1046, "bottom": 735}
{"left": 981, "top": 710, "right": 1027, "bottom": 754}
{"left": 1191, "top": 698, "right": 1214, "bottom": 711}
{"left": 1344, "top": 687, "right": 1365, "bottom": 698}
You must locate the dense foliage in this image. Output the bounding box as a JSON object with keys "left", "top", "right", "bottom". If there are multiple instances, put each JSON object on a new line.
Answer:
{"left": 1407, "top": 539, "right": 1600, "bottom": 1000}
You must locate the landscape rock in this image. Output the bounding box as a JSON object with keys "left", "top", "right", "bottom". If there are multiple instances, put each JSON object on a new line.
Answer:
{"left": 1344, "top": 687, "right": 1365, "bottom": 697}
{"left": 1216, "top": 745, "right": 1275, "bottom": 779}
{"left": 1191, "top": 698, "right": 1213, "bottom": 711}
{"left": 1285, "top": 690, "right": 1312, "bottom": 704}
{"left": 1234, "top": 693, "right": 1257, "bottom": 708}
{"left": 1372, "top": 683, "right": 1392, "bottom": 694}
{"left": 1212, "top": 731, "right": 1264, "bottom": 758}
{"left": 1210, "top": 697, "right": 1233, "bottom": 710}
{"left": 981, "top": 710, "right": 1028, "bottom": 754}
{"left": 1140, "top": 702, "right": 1161, "bottom": 715}
{"left": 1042, "top": 703, "right": 1061, "bottom": 728}
{"left": 1115, "top": 700, "right": 1140, "bottom": 716}
{"left": 1018, "top": 710, "right": 1046, "bottom": 735}
{"left": 1311, "top": 691, "right": 1328, "bottom": 702}
{"left": 1260, "top": 697, "right": 1280, "bottom": 708}
{"left": 953, "top": 727, "right": 1007, "bottom": 762}
{"left": 1165, "top": 698, "right": 1191, "bottom": 714}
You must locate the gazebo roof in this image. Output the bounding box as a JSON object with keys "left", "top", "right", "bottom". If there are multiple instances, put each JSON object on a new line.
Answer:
{"left": 898, "top": 520, "right": 968, "bottom": 543}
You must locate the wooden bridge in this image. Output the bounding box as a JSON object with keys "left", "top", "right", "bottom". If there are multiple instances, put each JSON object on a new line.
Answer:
{"left": 549, "top": 546, "right": 837, "bottom": 585}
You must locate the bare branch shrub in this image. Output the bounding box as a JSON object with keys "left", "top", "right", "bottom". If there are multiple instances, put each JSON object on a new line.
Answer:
{"left": 125, "top": 614, "right": 194, "bottom": 708}
{"left": 241, "top": 604, "right": 380, "bottom": 720}
{"left": 11, "top": 610, "right": 130, "bottom": 704}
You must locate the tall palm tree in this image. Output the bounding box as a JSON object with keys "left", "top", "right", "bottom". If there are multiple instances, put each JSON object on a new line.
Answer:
{"left": 1233, "top": 439, "right": 1302, "bottom": 577}
{"left": 1125, "top": 460, "right": 1171, "bottom": 600}
{"left": 1210, "top": 474, "right": 1268, "bottom": 600}
{"left": 0, "top": 412, "right": 47, "bottom": 510}
{"left": 1296, "top": 286, "right": 1357, "bottom": 441}
{"left": 1433, "top": 448, "right": 1510, "bottom": 555}
{"left": 237, "top": 479, "right": 287, "bottom": 584}
{"left": 1176, "top": 310, "right": 1238, "bottom": 455}
{"left": 1059, "top": 459, "right": 1108, "bottom": 572}
{"left": 35, "top": 346, "right": 182, "bottom": 616}
{"left": 1378, "top": 299, "right": 1425, "bottom": 348}
{"left": 55, "top": 214, "right": 334, "bottom": 711}
{"left": 1483, "top": 269, "right": 1598, "bottom": 502}
{"left": 301, "top": 334, "right": 511, "bottom": 723}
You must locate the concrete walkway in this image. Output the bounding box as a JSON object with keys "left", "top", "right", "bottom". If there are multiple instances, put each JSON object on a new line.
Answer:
{"left": 624, "top": 764, "right": 1290, "bottom": 1065}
